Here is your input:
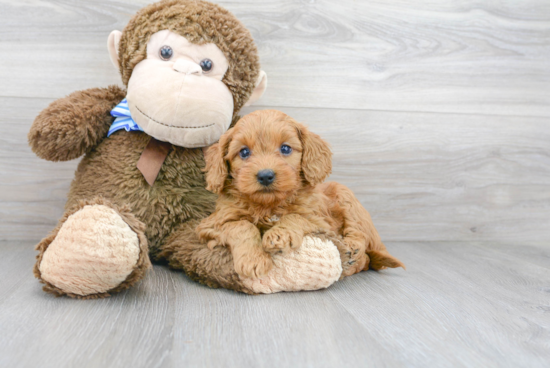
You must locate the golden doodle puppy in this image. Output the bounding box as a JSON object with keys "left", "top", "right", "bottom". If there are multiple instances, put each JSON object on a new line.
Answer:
{"left": 197, "top": 110, "right": 404, "bottom": 279}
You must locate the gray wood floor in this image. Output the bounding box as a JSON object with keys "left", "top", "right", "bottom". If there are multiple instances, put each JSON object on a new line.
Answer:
{"left": 0, "top": 241, "right": 549, "bottom": 367}
{"left": 1, "top": 0, "right": 549, "bottom": 367}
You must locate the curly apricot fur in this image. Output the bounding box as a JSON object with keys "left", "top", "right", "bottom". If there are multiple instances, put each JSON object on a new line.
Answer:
{"left": 198, "top": 110, "right": 405, "bottom": 278}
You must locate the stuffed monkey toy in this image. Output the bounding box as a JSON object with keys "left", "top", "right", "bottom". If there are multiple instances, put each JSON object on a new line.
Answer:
{"left": 28, "top": 0, "right": 353, "bottom": 298}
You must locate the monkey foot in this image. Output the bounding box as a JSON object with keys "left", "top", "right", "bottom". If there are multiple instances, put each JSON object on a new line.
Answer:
{"left": 36, "top": 201, "right": 150, "bottom": 298}
{"left": 240, "top": 236, "right": 342, "bottom": 294}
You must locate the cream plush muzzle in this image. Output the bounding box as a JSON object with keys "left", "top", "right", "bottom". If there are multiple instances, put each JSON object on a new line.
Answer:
{"left": 125, "top": 30, "right": 234, "bottom": 148}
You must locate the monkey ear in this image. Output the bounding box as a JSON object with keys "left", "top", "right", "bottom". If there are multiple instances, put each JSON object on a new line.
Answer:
{"left": 244, "top": 71, "right": 267, "bottom": 107}
{"left": 108, "top": 30, "right": 122, "bottom": 70}
{"left": 204, "top": 131, "right": 233, "bottom": 194}
{"left": 294, "top": 121, "right": 332, "bottom": 186}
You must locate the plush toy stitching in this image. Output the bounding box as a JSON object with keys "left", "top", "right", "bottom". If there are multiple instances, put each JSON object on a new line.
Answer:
{"left": 135, "top": 105, "right": 215, "bottom": 129}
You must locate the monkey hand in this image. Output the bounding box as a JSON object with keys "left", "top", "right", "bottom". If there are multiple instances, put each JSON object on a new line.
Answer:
{"left": 241, "top": 235, "right": 342, "bottom": 293}
{"left": 28, "top": 86, "right": 126, "bottom": 162}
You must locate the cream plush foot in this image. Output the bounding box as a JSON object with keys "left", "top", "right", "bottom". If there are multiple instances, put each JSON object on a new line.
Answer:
{"left": 34, "top": 199, "right": 151, "bottom": 298}
{"left": 240, "top": 236, "right": 342, "bottom": 294}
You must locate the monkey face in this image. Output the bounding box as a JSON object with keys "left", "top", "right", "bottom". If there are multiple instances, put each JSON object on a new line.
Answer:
{"left": 126, "top": 30, "right": 234, "bottom": 148}
{"left": 107, "top": 1, "right": 269, "bottom": 148}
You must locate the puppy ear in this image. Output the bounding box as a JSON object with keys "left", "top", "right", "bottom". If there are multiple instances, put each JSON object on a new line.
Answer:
{"left": 204, "top": 130, "right": 233, "bottom": 194}
{"left": 294, "top": 121, "right": 332, "bottom": 186}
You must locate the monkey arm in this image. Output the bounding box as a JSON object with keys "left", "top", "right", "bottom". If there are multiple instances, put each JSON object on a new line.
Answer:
{"left": 28, "top": 85, "right": 126, "bottom": 161}
{"left": 160, "top": 220, "right": 343, "bottom": 294}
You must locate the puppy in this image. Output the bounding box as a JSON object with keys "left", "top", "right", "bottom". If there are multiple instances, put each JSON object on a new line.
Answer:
{"left": 197, "top": 110, "right": 404, "bottom": 279}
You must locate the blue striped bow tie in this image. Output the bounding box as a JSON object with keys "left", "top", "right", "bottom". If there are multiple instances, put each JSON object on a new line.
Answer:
{"left": 108, "top": 98, "right": 144, "bottom": 137}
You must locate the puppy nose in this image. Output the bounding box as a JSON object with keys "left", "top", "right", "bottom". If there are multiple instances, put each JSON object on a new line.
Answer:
{"left": 257, "top": 169, "right": 276, "bottom": 186}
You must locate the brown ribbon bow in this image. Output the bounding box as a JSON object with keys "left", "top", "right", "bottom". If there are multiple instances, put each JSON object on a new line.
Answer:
{"left": 137, "top": 137, "right": 210, "bottom": 186}
{"left": 136, "top": 137, "right": 172, "bottom": 186}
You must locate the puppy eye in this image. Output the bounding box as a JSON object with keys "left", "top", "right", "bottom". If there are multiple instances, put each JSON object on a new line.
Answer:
{"left": 280, "top": 144, "right": 292, "bottom": 156}
{"left": 200, "top": 59, "right": 213, "bottom": 73}
{"left": 159, "top": 46, "right": 173, "bottom": 61}
{"left": 239, "top": 147, "right": 251, "bottom": 159}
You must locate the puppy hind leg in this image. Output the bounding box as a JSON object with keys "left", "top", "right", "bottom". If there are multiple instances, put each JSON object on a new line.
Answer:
{"left": 331, "top": 233, "right": 369, "bottom": 277}
{"left": 338, "top": 228, "right": 369, "bottom": 276}
{"left": 321, "top": 182, "right": 405, "bottom": 272}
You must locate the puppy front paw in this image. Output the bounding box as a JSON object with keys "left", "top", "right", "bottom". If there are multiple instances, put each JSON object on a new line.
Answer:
{"left": 262, "top": 227, "right": 303, "bottom": 254}
{"left": 234, "top": 250, "right": 274, "bottom": 279}
{"left": 206, "top": 239, "right": 221, "bottom": 250}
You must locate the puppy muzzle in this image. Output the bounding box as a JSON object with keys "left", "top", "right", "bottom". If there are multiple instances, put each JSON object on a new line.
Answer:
{"left": 257, "top": 169, "right": 276, "bottom": 186}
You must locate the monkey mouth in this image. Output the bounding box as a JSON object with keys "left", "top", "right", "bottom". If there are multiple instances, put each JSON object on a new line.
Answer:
{"left": 135, "top": 105, "right": 215, "bottom": 129}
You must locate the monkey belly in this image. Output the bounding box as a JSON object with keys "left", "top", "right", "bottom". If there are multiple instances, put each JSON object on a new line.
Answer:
{"left": 66, "top": 131, "right": 216, "bottom": 255}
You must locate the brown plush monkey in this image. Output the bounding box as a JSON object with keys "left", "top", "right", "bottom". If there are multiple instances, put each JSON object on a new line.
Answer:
{"left": 28, "top": 0, "right": 350, "bottom": 298}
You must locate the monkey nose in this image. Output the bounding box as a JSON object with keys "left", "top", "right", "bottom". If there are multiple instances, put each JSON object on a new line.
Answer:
{"left": 173, "top": 59, "right": 202, "bottom": 75}
{"left": 257, "top": 169, "right": 276, "bottom": 186}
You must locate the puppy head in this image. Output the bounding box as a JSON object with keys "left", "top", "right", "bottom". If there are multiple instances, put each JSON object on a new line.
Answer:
{"left": 204, "top": 110, "right": 332, "bottom": 205}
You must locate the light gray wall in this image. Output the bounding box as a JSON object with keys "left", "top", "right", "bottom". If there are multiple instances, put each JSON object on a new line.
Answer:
{"left": 1, "top": 0, "right": 549, "bottom": 243}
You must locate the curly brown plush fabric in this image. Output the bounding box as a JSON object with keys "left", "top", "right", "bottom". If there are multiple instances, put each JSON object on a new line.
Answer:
{"left": 28, "top": 86, "right": 126, "bottom": 162}
{"left": 118, "top": 0, "right": 260, "bottom": 113}
{"left": 66, "top": 125, "right": 217, "bottom": 255}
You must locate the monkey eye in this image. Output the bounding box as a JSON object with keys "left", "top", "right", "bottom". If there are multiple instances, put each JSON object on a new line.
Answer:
{"left": 200, "top": 59, "right": 213, "bottom": 73}
{"left": 159, "top": 46, "right": 173, "bottom": 61}
{"left": 280, "top": 144, "right": 292, "bottom": 156}
{"left": 239, "top": 147, "right": 251, "bottom": 159}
